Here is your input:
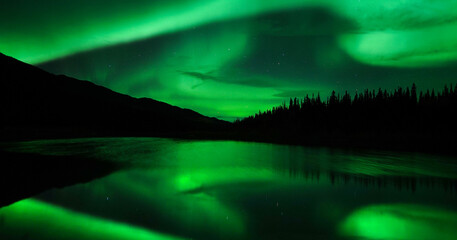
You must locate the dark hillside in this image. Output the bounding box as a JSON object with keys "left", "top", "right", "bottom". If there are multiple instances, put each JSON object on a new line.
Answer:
{"left": 0, "top": 53, "right": 228, "bottom": 140}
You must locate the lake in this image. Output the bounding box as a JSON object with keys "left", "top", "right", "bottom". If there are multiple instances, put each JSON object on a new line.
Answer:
{"left": 1, "top": 138, "right": 457, "bottom": 239}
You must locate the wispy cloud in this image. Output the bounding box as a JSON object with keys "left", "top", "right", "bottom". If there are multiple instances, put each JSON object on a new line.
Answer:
{"left": 179, "top": 71, "right": 219, "bottom": 81}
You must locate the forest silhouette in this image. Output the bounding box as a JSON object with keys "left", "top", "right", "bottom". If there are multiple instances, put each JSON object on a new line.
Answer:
{"left": 234, "top": 84, "right": 457, "bottom": 153}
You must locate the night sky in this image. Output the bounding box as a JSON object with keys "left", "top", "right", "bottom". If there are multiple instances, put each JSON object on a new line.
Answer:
{"left": 2, "top": 1, "right": 457, "bottom": 120}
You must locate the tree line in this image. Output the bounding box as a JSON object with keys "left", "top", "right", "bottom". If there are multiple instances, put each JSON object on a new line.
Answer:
{"left": 234, "top": 84, "right": 457, "bottom": 152}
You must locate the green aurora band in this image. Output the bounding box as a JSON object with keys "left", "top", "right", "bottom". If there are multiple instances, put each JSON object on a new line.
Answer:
{"left": 2, "top": 1, "right": 457, "bottom": 119}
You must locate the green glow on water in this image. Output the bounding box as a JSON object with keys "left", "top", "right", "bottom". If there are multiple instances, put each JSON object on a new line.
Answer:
{"left": 95, "top": 169, "right": 248, "bottom": 238}
{"left": 3, "top": 139, "right": 457, "bottom": 239}
{"left": 0, "top": 199, "right": 183, "bottom": 240}
{"left": 340, "top": 204, "right": 457, "bottom": 240}
{"left": 101, "top": 141, "right": 289, "bottom": 238}
{"left": 8, "top": 138, "right": 457, "bottom": 179}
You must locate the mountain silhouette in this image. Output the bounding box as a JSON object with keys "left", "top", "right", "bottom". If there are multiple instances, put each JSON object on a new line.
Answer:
{"left": 0, "top": 53, "right": 228, "bottom": 140}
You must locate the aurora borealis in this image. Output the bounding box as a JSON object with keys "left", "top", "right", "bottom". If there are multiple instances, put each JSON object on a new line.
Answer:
{"left": 2, "top": 1, "right": 457, "bottom": 120}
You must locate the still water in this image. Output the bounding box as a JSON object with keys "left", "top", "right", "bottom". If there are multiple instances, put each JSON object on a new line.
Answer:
{"left": 1, "top": 138, "right": 457, "bottom": 239}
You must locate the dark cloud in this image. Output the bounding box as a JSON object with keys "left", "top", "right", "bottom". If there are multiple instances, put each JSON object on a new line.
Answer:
{"left": 179, "top": 71, "right": 219, "bottom": 81}
{"left": 179, "top": 71, "right": 281, "bottom": 88}
{"left": 356, "top": 5, "right": 457, "bottom": 31}
{"left": 248, "top": 7, "right": 357, "bottom": 36}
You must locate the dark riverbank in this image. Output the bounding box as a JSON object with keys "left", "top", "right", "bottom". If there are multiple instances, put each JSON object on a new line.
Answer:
{"left": 0, "top": 150, "right": 123, "bottom": 208}
{"left": 1, "top": 126, "right": 456, "bottom": 157}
